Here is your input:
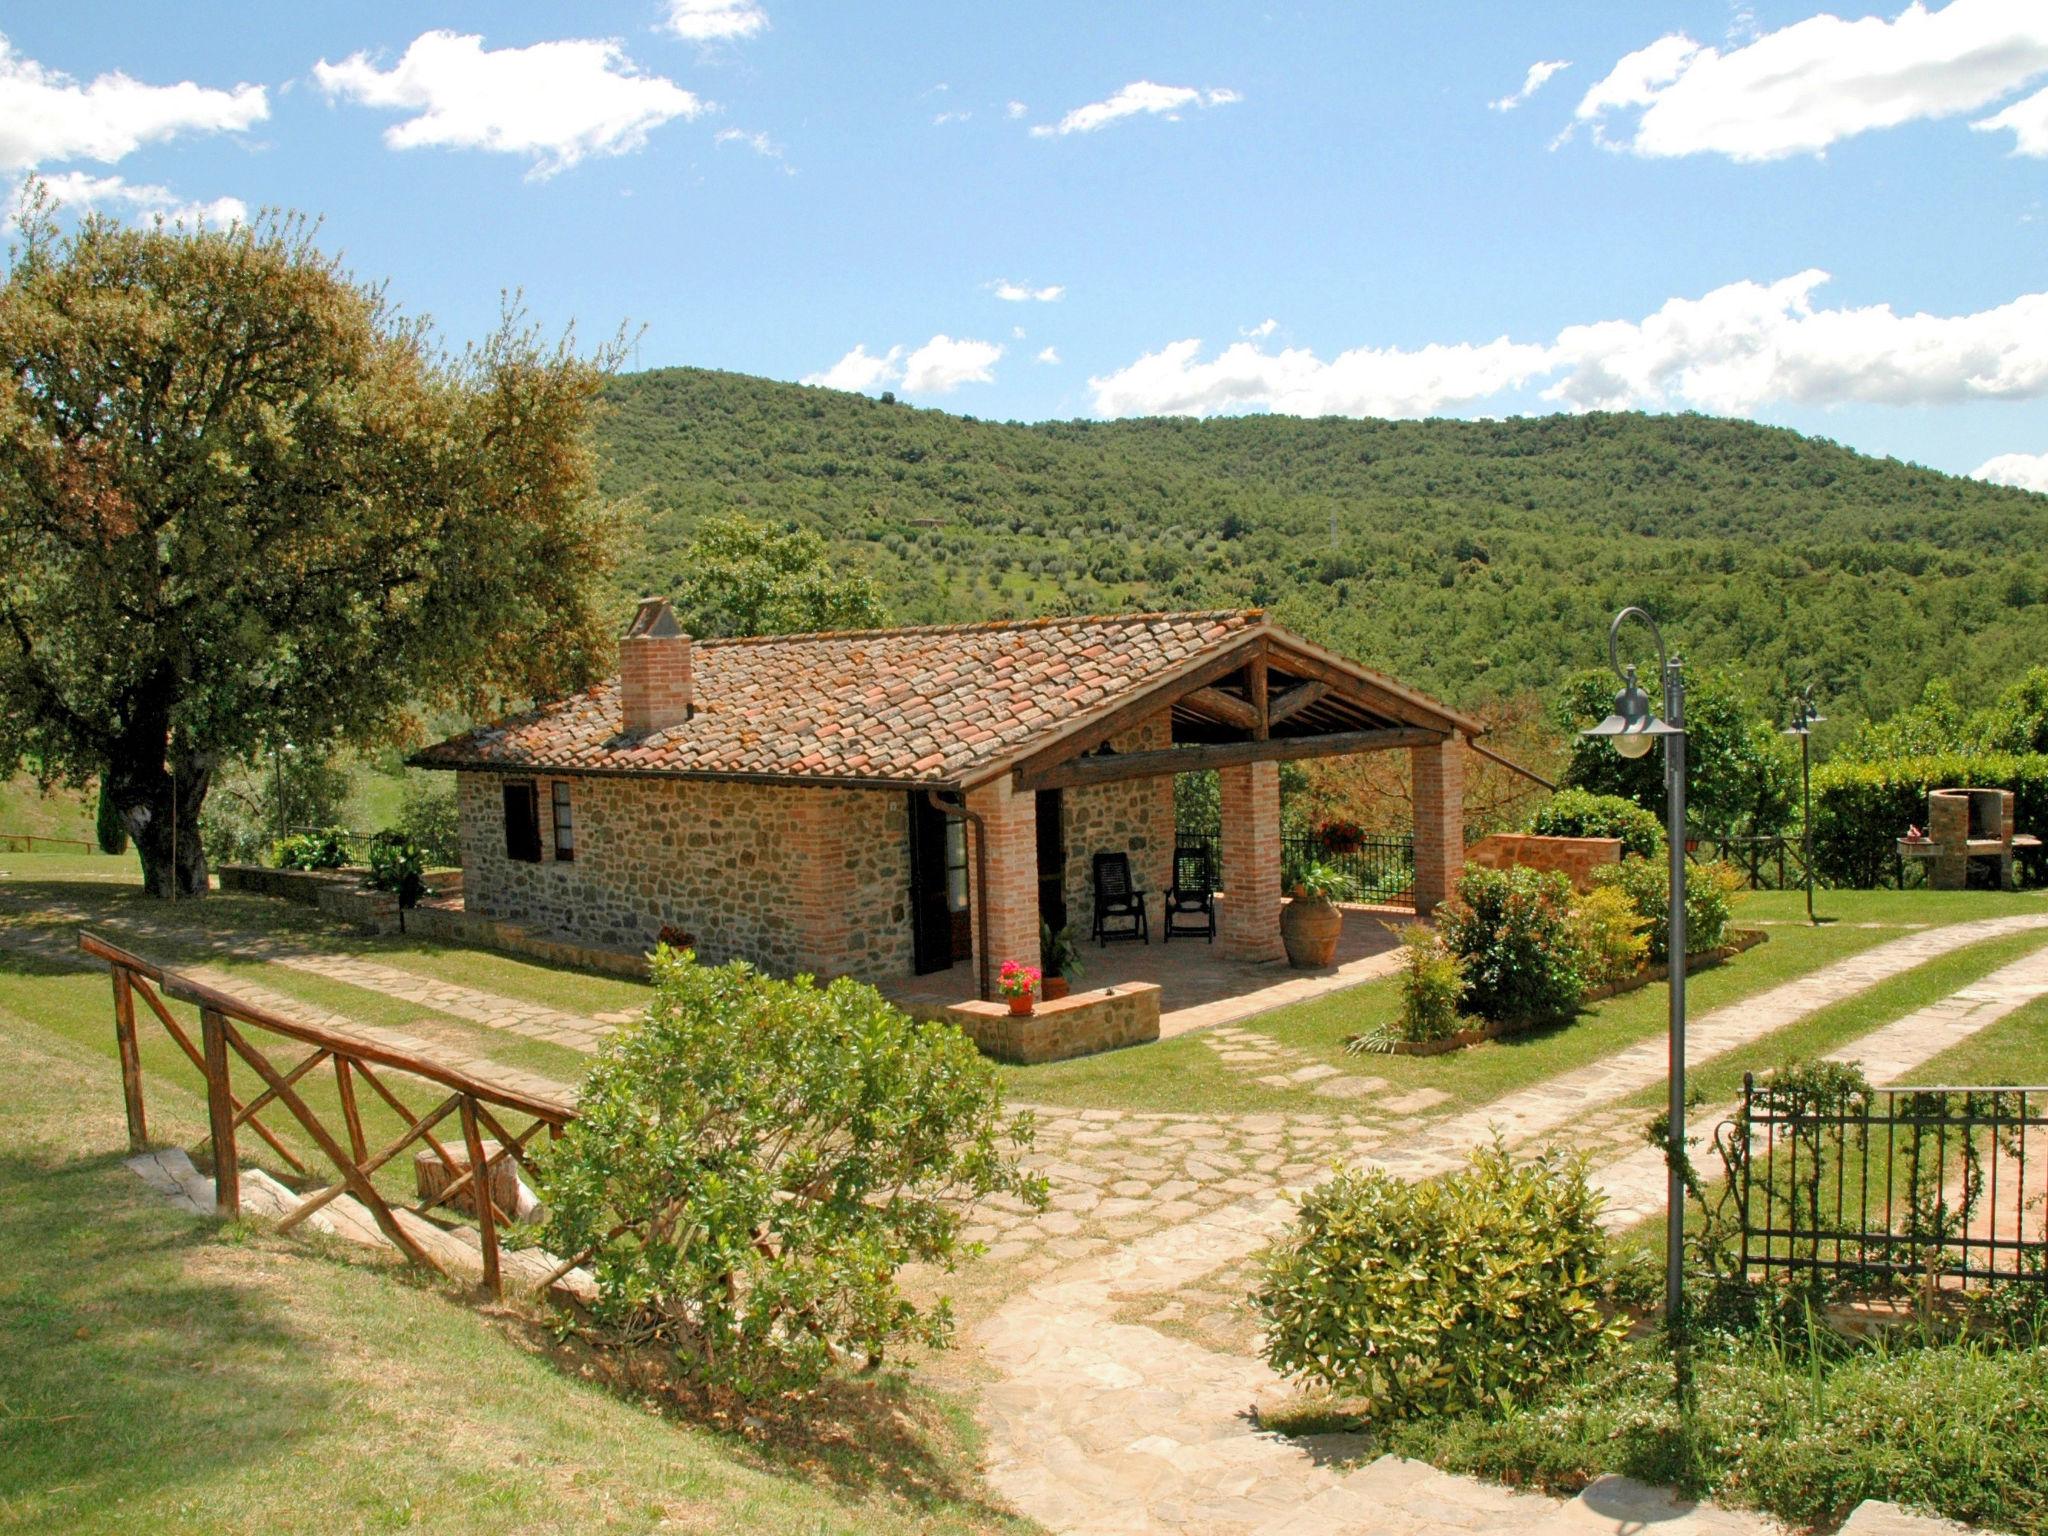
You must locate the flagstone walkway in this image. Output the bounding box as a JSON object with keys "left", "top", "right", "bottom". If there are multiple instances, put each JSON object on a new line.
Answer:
{"left": 976, "top": 912, "right": 2048, "bottom": 1535}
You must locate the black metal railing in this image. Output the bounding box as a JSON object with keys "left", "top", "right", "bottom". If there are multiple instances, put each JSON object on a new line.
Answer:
{"left": 1730, "top": 1074, "right": 2048, "bottom": 1290}
{"left": 1690, "top": 834, "right": 1813, "bottom": 892}
{"left": 1175, "top": 825, "right": 1416, "bottom": 907}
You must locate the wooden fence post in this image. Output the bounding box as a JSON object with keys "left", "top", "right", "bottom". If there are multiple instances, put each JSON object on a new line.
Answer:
{"left": 459, "top": 1096, "right": 502, "bottom": 1300}
{"left": 201, "top": 1007, "right": 240, "bottom": 1218}
{"left": 110, "top": 965, "right": 147, "bottom": 1153}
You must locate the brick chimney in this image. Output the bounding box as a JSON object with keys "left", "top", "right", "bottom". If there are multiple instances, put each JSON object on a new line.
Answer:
{"left": 620, "top": 597, "right": 693, "bottom": 736}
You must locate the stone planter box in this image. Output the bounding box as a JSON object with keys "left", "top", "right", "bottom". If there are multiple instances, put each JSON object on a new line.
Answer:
{"left": 945, "top": 982, "right": 1162, "bottom": 1065}
{"left": 1383, "top": 929, "right": 1767, "bottom": 1056}
{"left": 1463, "top": 833, "right": 1623, "bottom": 891}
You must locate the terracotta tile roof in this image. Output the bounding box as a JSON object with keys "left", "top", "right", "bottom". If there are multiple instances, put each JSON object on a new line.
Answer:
{"left": 413, "top": 610, "right": 1270, "bottom": 787}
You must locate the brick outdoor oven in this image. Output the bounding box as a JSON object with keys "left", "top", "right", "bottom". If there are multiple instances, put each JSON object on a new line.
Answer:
{"left": 1900, "top": 787, "right": 2027, "bottom": 890}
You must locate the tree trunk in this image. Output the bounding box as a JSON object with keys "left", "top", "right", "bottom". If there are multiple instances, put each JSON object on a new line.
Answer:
{"left": 105, "top": 732, "right": 213, "bottom": 899}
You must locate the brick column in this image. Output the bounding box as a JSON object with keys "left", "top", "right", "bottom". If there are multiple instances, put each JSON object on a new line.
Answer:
{"left": 1411, "top": 735, "right": 1465, "bottom": 916}
{"left": 1218, "top": 761, "right": 1284, "bottom": 962}
{"left": 965, "top": 777, "right": 1041, "bottom": 1001}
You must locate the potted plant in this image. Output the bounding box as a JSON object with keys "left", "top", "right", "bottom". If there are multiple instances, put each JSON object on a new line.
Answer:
{"left": 998, "top": 959, "right": 1041, "bottom": 1016}
{"left": 1281, "top": 859, "right": 1351, "bottom": 969}
{"left": 1040, "top": 922, "right": 1084, "bottom": 1000}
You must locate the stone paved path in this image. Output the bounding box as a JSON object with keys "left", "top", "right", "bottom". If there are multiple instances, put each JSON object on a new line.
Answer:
{"left": 977, "top": 913, "right": 2048, "bottom": 1535}
{"left": 1595, "top": 939, "right": 2048, "bottom": 1230}
{"left": 263, "top": 950, "right": 617, "bottom": 1052}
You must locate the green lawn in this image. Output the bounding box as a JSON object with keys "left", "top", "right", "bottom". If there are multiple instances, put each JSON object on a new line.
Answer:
{"left": 1006, "top": 889, "right": 2045, "bottom": 1115}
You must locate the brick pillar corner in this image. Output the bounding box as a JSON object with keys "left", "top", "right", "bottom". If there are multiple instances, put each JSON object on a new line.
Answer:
{"left": 1218, "top": 761, "right": 1285, "bottom": 962}
{"left": 1411, "top": 735, "right": 1465, "bottom": 916}
{"left": 966, "top": 777, "right": 1041, "bottom": 1001}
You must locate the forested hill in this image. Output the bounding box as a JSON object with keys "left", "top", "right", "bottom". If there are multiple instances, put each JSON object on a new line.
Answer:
{"left": 594, "top": 366, "right": 2048, "bottom": 728}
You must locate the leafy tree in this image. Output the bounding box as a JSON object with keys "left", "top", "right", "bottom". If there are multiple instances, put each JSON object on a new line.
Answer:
{"left": 0, "top": 195, "right": 621, "bottom": 895}
{"left": 1553, "top": 669, "right": 1797, "bottom": 837}
{"left": 670, "top": 510, "right": 886, "bottom": 637}
{"left": 531, "top": 949, "right": 1045, "bottom": 1399}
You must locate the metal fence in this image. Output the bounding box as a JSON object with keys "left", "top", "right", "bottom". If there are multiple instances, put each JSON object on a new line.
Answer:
{"left": 1691, "top": 834, "right": 1811, "bottom": 892}
{"left": 1730, "top": 1073, "right": 2048, "bottom": 1290}
{"left": 1175, "top": 825, "right": 1416, "bottom": 907}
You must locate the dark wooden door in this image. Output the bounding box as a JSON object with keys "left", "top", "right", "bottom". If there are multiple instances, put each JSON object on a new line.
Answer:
{"left": 909, "top": 793, "right": 957, "bottom": 975}
{"left": 1036, "top": 788, "right": 1066, "bottom": 958}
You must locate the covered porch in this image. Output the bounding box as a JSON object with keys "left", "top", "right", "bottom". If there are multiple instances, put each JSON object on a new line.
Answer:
{"left": 930, "top": 626, "right": 1479, "bottom": 1008}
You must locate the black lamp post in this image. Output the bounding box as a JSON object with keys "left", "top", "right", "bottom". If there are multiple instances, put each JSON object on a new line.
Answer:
{"left": 1581, "top": 607, "right": 1687, "bottom": 1333}
{"left": 1782, "top": 688, "right": 1824, "bottom": 925}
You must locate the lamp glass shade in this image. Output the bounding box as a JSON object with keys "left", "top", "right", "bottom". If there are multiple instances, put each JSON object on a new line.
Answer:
{"left": 1612, "top": 729, "right": 1657, "bottom": 760}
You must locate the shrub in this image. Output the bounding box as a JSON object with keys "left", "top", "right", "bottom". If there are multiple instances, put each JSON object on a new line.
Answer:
{"left": 1372, "top": 924, "right": 1463, "bottom": 1048}
{"left": 1593, "top": 857, "right": 1741, "bottom": 963}
{"left": 396, "top": 774, "right": 461, "bottom": 866}
{"left": 365, "top": 830, "right": 426, "bottom": 908}
{"left": 1437, "top": 864, "right": 1585, "bottom": 1024}
{"left": 529, "top": 950, "right": 1045, "bottom": 1399}
{"left": 273, "top": 825, "right": 352, "bottom": 869}
{"left": 1255, "top": 1143, "right": 1625, "bottom": 1419}
{"left": 1811, "top": 751, "right": 2048, "bottom": 888}
{"left": 1568, "top": 883, "right": 1650, "bottom": 988}
{"left": 1529, "top": 789, "right": 1664, "bottom": 860}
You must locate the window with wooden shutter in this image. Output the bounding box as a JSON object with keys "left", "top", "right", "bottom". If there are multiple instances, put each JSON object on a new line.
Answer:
{"left": 551, "top": 781, "right": 575, "bottom": 862}
{"left": 503, "top": 782, "right": 542, "bottom": 863}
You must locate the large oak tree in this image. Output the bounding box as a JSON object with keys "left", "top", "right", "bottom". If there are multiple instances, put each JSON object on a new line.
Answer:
{"left": 0, "top": 195, "right": 621, "bottom": 896}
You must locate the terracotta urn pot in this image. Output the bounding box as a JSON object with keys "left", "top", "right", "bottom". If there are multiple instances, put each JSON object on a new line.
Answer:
{"left": 1280, "top": 896, "right": 1342, "bottom": 968}
{"left": 1007, "top": 991, "right": 1035, "bottom": 1016}
{"left": 1042, "top": 975, "right": 1071, "bottom": 1001}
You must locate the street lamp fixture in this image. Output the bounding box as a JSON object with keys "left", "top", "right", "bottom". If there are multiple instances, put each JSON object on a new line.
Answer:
{"left": 1582, "top": 606, "right": 1689, "bottom": 1352}
{"left": 1782, "top": 688, "right": 1825, "bottom": 924}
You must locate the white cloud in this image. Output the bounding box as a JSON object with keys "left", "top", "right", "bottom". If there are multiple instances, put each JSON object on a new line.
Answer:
{"left": 0, "top": 33, "right": 267, "bottom": 172}
{"left": 1976, "top": 83, "right": 2048, "bottom": 154}
{"left": 1490, "top": 59, "right": 1570, "bottom": 112}
{"left": 804, "top": 335, "right": 1002, "bottom": 395}
{"left": 1036, "top": 345, "right": 1061, "bottom": 365}
{"left": 715, "top": 126, "right": 782, "bottom": 157}
{"left": 901, "top": 335, "right": 1003, "bottom": 393}
{"left": 990, "top": 278, "right": 1064, "bottom": 302}
{"left": 662, "top": 0, "right": 768, "bottom": 43}
{"left": 1242, "top": 317, "right": 1278, "bottom": 338}
{"left": 29, "top": 169, "right": 245, "bottom": 226}
{"left": 1087, "top": 270, "right": 2048, "bottom": 418}
{"left": 1974, "top": 449, "right": 2048, "bottom": 491}
{"left": 1031, "top": 80, "right": 1240, "bottom": 137}
{"left": 1006, "top": 99, "right": 1028, "bottom": 119}
{"left": 313, "top": 31, "right": 705, "bottom": 178}
{"left": 1572, "top": 0, "right": 2048, "bottom": 162}
{"left": 933, "top": 110, "right": 971, "bottom": 126}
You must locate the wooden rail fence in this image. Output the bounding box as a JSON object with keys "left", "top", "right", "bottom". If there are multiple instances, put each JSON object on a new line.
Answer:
{"left": 82, "top": 930, "right": 577, "bottom": 1299}
{"left": 1, "top": 831, "right": 98, "bottom": 853}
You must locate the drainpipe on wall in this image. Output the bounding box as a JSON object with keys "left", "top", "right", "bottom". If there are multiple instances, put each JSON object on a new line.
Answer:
{"left": 928, "top": 789, "right": 991, "bottom": 1003}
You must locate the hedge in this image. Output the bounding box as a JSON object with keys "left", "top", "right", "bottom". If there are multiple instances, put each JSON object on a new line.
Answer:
{"left": 1809, "top": 752, "right": 2048, "bottom": 888}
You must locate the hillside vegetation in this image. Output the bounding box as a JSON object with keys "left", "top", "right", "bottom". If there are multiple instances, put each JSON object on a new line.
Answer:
{"left": 598, "top": 368, "right": 2048, "bottom": 728}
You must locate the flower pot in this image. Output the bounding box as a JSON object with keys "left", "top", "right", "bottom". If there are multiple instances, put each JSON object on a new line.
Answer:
{"left": 1280, "top": 896, "right": 1342, "bottom": 968}
{"left": 1006, "top": 992, "right": 1035, "bottom": 1016}
{"left": 1042, "top": 975, "right": 1071, "bottom": 1001}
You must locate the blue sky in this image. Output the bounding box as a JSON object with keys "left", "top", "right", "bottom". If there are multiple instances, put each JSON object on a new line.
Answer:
{"left": 7, "top": 0, "right": 2048, "bottom": 485}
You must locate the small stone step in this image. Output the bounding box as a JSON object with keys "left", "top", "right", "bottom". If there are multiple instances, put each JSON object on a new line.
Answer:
{"left": 1838, "top": 1500, "right": 1974, "bottom": 1535}
{"left": 1524, "top": 1474, "right": 1771, "bottom": 1536}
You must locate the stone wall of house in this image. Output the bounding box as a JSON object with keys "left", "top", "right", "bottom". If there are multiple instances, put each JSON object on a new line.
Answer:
{"left": 1060, "top": 711, "right": 1175, "bottom": 938}
{"left": 455, "top": 771, "right": 914, "bottom": 982}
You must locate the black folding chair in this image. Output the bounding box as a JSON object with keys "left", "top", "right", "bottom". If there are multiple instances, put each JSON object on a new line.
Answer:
{"left": 1090, "top": 851, "right": 1149, "bottom": 945}
{"left": 1163, "top": 844, "right": 1216, "bottom": 943}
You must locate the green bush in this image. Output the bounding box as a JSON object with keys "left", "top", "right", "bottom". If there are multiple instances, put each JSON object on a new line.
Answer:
{"left": 1810, "top": 751, "right": 2048, "bottom": 888}
{"left": 1403, "top": 1329, "right": 2048, "bottom": 1534}
{"left": 396, "top": 774, "right": 461, "bottom": 866}
{"left": 1255, "top": 1143, "right": 1624, "bottom": 1419}
{"left": 1438, "top": 865, "right": 1585, "bottom": 1024}
{"left": 1376, "top": 923, "right": 1463, "bottom": 1048}
{"left": 1529, "top": 789, "right": 1664, "bottom": 860}
{"left": 365, "top": 829, "right": 426, "bottom": 908}
{"left": 1568, "top": 883, "right": 1650, "bottom": 988}
{"left": 529, "top": 949, "right": 1045, "bottom": 1399}
{"left": 1592, "top": 857, "right": 1740, "bottom": 963}
{"left": 273, "top": 825, "right": 353, "bottom": 870}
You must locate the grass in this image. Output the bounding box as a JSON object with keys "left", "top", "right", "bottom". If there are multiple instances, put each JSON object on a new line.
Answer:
{"left": 1005, "top": 888, "right": 2046, "bottom": 1116}
{"left": 0, "top": 891, "right": 1032, "bottom": 1533}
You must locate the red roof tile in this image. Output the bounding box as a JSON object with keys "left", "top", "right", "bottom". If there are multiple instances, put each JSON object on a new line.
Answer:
{"left": 414, "top": 610, "right": 1271, "bottom": 787}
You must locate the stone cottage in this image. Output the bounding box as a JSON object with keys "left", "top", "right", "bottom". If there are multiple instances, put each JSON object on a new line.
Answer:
{"left": 413, "top": 602, "right": 1481, "bottom": 1000}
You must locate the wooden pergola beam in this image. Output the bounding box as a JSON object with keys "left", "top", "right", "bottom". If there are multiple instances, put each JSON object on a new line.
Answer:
{"left": 1017, "top": 726, "right": 1447, "bottom": 791}
{"left": 1266, "top": 680, "right": 1328, "bottom": 727}
{"left": 1179, "top": 686, "right": 1258, "bottom": 730}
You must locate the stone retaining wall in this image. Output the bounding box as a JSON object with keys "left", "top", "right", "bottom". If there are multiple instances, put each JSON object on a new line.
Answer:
{"left": 945, "top": 981, "right": 1162, "bottom": 1064}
